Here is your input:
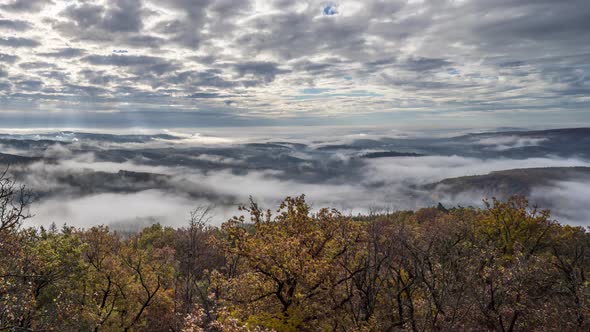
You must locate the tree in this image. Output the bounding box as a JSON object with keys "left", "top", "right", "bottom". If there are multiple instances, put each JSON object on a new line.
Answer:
{"left": 470, "top": 196, "right": 558, "bottom": 331}
{"left": 0, "top": 170, "right": 35, "bottom": 330}
{"left": 215, "top": 196, "right": 363, "bottom": 331}
{"left": 0, "top": 181, "right": 588, "bottom": 331}
{"left": 173, "top": 206, "right": 225, "bottom": 330}
{"left": 548, "top": 225, "right": 590, "bottom": 330}
{"left": 0, "top": 168, "right": 31, "bottom": 235}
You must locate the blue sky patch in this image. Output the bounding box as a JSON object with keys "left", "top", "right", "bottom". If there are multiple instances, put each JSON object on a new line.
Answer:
{"left": 302, "top": 88, "right": 331, "bottom": 94}
{"left": 293, "top": 90, "right": 383, "bottom": 100}
{"left": 323, "top": 3, "right": 338, "bottom": 16}
{"left": 448, "top": 68, "right": 460, "bottom": 75}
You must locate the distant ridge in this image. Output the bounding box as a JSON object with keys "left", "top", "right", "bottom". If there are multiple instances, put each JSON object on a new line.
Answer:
{"left": 0, "top": 152, "right": 40, "bottom": 164}
{"left": 462, "top": 127, "right": 590, "bottom": 138}
{"left": 426, "top": 167, "right": 590, "bottom": 198}
{"left": 361, "top": 151, "right": 425, "bottom": 159}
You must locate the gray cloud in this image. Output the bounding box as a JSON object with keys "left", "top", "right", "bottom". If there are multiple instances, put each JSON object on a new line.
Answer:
{"left": 63, "top": 83, "right": 109, "bottom": 97}
{"left": 150, "top": 0, "right": 218, "bottom": 48}
{"left": 101, "top": 0, "right": 143, "bottom": 33}
{"left": 19, "top": 61, "right": 57, "bottom": 70}
{"left": 83, "top": 54, "right": 178, "bottom": 76}
{"left": 0, "top": 0, "right": 588, "bottom": 127}
{"left": 401, "top": 57, "right": 453, "bottom": 72}
{"left": 61, "top": 0, "right": 143, "bottom": 34}
{"left": 0, "top": 0, "right": 53, "bottom": 12}
{"left": 52, "top": 0, "right": 154, "bottom": 51}
{"left": 1, "top": 129, "right": 586, "bottom": 228}
{"left": 38, "top": 48, "right": 85, "bottom": 58}
{"left": 124, "top": 35, "right": 165, "bottom": 48}
{"left": 188, "top": 92, "right": 223, "bottom": 99}
{"left": 234, "top": 61, "right": 289, "bottom": 84}
{"left": 0, "top": 53, "right": 18, "bottom": 63}
{"left": 0, "top": 36, "right": 40, "bottom": 47}
{"left": 168, "top": 70, "right": 235, "bottom": 89}
{"left": 16, "top": 79, "right": 43, "bottom": 91}
{"left": 79, "top": 69, "right": 120, "bottom": 86}
{"left": 0, "top": 18, "right": 32, "bottom": 30}
{"left": 0, "top": 81, "right": 11, "bottom": 91}
{"left": 531, "top": 180, "right": 590, "bottom": 226}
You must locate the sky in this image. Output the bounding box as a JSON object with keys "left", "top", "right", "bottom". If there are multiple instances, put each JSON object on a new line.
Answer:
{"left": 0, "top": 0, "right": 589, "bottom": 129}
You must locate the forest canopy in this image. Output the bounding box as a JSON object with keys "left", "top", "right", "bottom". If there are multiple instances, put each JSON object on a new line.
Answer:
{"left": 0, "top": 174, "right": 588, "bottom": 331}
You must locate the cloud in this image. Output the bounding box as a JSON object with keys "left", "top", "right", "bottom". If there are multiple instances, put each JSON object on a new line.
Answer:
{"left": 401, "top": 57, "right": 453, "bottom": 72}
{"left": 0, "top": 18, "right": 32, "bottom": 30}
{"left": 101, "top": 0, "right": 144, "bottom": 33}
{"left": 19, "top": 61, "right": 57, "bottom": 70}
{"left": 323, "top": 3, "right": 338, "bottom": 16}
{"left": 0, "top": 36, "right": 40, "bottom": 48}
{"left": 0, "top": 0, "right": 53, "bottom": 12}
{"left": 31, "top": 190, "right": 203, "bottom": 228}
{"left": 0, "top": 53, "right": 18, "bottom": 63}
{"left": 188, "top": 92, "right": 223, "bottom": 99}
{"left": 37, "top": 48, "right": 85, "bottom": 58}
{"left": 363, "top": 156, "right": 590, "bottom": 188}
{"left": 476, "top": 136, "right": 548, "bottom": 151}
{"left": 149, "top": 0, "right": 220, "bottom": 48}
{"left": 42, "top": 143, "right": 72, "bottom": 158}
{"left": 156, "top": 131, "right": 234, "bottom": 145}
{"left": 0, "top": 0, "right": 588, "bottom": 127}
{"left": 59, "top": 0, "right": 143, "bottom": 35}
{"left": 530, "top": 180, "right": 590, "bottom": 226}
{"left": 83, "top": 54, "right": 178, "bottom": 75}
{"left": 23, "top": 152, "right": 590, "bottom": 227}
{"left": 234, "top": 61, "right": 289, "bottom": 84}
{"left": 16, "top": 79, "right": 43, "bottom": 91}
{"left": 4, "top": 128, "right": 588, "bottom": 228}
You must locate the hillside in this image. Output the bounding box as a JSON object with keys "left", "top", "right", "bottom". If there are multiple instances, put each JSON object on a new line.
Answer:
{"left": 0, "top": 152, "right": 40, "bottom": 165}
{"left": 426, "top": 166, "right": 590, "bottom": 198}
{"left": 1, "top": 192, "right": 588, "bottom": 331}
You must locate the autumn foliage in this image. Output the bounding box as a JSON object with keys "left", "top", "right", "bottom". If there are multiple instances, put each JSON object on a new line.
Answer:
{"left": 0, "top": 174, "right": 589, "bottom": 331}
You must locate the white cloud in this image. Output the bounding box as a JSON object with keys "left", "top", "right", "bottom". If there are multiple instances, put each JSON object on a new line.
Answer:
{"left": 531, "top": 180, "right": 590, "bottom": 226}
{"left": 19, "top": 148, "right": 590, "bottom": 227}
{"left": 30, "top": 190, "right": 223, "bottom": 229}
{"left": 476, "top": 136, "right": 548, "bottom": 151}
{"left": 363, "top": 156, "right": 590, "bottom": 186}
{"left": 0, "top": 0, "right": 588, "bottom": 128}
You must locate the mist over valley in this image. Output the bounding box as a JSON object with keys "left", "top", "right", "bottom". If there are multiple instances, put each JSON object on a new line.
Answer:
{"left": 1, "top": 126, "right": 588, "bottom": 228}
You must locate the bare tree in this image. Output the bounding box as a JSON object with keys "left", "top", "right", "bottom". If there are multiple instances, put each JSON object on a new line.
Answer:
{"left": 0, "top": 167, "right": 32, "bottom": 234}
{"left": 173, "top": 206, "right": 225, "bottom": 330}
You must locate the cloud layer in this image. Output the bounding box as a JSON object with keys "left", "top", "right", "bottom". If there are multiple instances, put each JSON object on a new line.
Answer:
{"left": 0, "top": 0, "right": 589, "bottom": 128}
{"left": 3, "top": 127, "right": 586, "bottom": 228}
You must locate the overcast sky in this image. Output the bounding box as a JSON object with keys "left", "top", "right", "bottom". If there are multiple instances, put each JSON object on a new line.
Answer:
{"left": 0, "top": 0, "right": 589, "bottom": 129}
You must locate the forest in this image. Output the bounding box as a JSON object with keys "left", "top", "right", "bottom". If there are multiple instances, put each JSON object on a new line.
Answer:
{"left": 0, "top": 172, "right": 589, "bottom": 332}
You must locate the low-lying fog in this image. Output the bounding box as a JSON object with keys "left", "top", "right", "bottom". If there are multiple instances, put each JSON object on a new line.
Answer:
{"left": 1, "top": 126, "right": 588, "bottom": 229}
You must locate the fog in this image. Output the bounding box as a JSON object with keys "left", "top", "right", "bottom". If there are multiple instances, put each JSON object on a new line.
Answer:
{"left": 0, "top": 127, "right": 588, "bottom": 228}
{"left": 531, "top": 180, "right": 590, "bottom": 226}
{"left": 474, "top": 136, "right": 548, "bottom": 151}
